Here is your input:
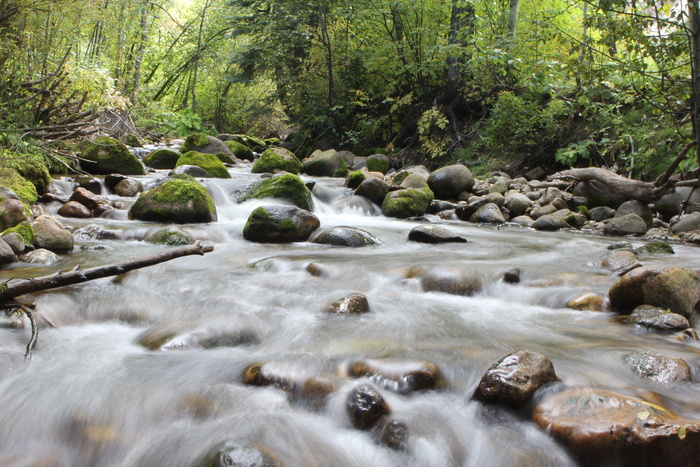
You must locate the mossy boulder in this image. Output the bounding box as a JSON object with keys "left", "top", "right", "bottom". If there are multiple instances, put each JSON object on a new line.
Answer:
{"left": 252, "top": 147, "right": 301, "bottom": 174}
{"left": 347, "top": 170, "right": 367, "bottom": 189}
{"left": 145, "top": 227, "right": 195, "bottom": 245}
{"left": 241, "top": 174, "right": 313, "bottom": 211}
{"left": 303, "top": 149, "right": 348, "bottom": 177}
{"left": 224, "top": 140, "right": 254, "bottom": 161}
{"left": 219, "top": 134, "right": 266, "bottom": 150}
{"left": 143, "top": 148, "right": 181, "bottom": 169}
{"left": 79, "top": 136, "right": 146, "bottom": 175}
{"left": 0, "top": 149, "right": 52, "bottom": 194}
{"left": 381, "top": 188, "right": 434, "bottom": 218}
{"left": 179, "top": 133, "right": 233, "bottom": 157}
{"left": 366, "top": 154, "right": 390, "bottom": 174}
{"left": 0, "top": 168, "right": 38, "bottom": 204}
{"left": 130, "top": 179, "right": 217, "bottom": 223}
{"left": 243, "top": 205, "right": 320, "bottom": 243}
{"left": 175, "top": 151, "right": 231, "bottom": 178}
{"left": 3, "top": 221, "right": 35, "bottom": 246}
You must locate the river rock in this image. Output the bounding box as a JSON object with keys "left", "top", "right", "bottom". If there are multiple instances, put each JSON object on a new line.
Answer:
{"left": 603, "top": 214, "right": 648, "bottom": 236}
{"left": 243, "top": 205, "right": 319, "bottom": 243}
{"left": 532, "top": 214, "right": 569, "bottom": 231}
{"left": 145, "top": 227, "right": 195, "bottom": 246}
{"left": 372, "top": 417, "right": 409, "bottom": 451}
{"left": 303, "top": 149, "right": 348, "bottom": 177}
{"left": 74, "top": 175, "right": 102, "bottom": 194}
{"left": 179, "top": 133, "right": 233, "bottom": 157}
{"left": 635, "top": 241, "right": 674, "bottom": 256}
{"left": 31, "top": 215, "right": 73, "bottom": 253}
{"left": 175, "top": 151, "right": 231, "bottom": 178}
{"left": 1, "top": 232, "right": 24, "bottom": 254}
{"left": 625, "top": 305, "right": 689, "bottom": 331}
{"left": 616, "top": 200, "right": 654, "bottom": 228}
{"left": 354, "top": 177, "right": 389, "bottom": 205}
{"left": 79, "top": 136, "right": 146, "bottom": 175}
{"left": 346, "top": 358, "right": 442, "bottom": 393}
{"left": 608, "top": 266, "right": 700, "bottom": 317}
{"left": 139, "top": 320, "right": 259, "bottom": 349}
{"left": 531, "top": 387, "right": 700, "bottom": 466}
{"left": 299, "top": 374, "right": 345, "bottom": 411}
{"left": 472, "top": 350, "right": 558, "bottom": 408}
{"left": 198, "top": 440, "right": 281, "bottom": 467}
{"left": 57, "top": 201, "right": 91, "bottom": 218}
{"left": 418, "top": 266, "right": 483, "bottom": 296}
{"left": 655, "top": 186, "right": 700, "bottom": 220}
{"left": 470, "top": 203, "right": 506, "bottom": 224}
{"left": 407, "top": 225, "right": 468, "bottom": 244}
{"left": 624, "top": 350, "right": 692, "bottom": 385}
{"left": 510, "top": 215, "right": 534, "bottom": 227}
{"left": 0, "top": 199, "right": 29, "bottom": 231}
{"left": 602, "top": 249, "right": 638, "bottom": 272}
{"left": 529, "top": 204, "right": 557, "bottom": 219}
{"left": 366, "top": 154, "right": 390, "bottom": 174}
{"left": 241, "top": 174, "right": 313, "bottom": 211}
{"left": 325, "top": 292, "right": 370, "bottom": 315}
{"left": 130, "top": 178, "right": 217, "bottom": 223}
{"left": 243, "top": 360, "right": 319, "bottom": 393}
{"left": 504, "top": 192, "right": 533, "bottom": 217}
{"left": 114, "top": 178, "right": 141, "bottom": 197}
{"left": 332, "top": 195, "right": 381, "bottom": 215}
{"left": 567, "top": 292, "right": 605, "bottom": 311}
{"left": 400, "top": 173, "right": 430, "bottom": 189}
{"left": 73, "top": 224, "right": 119, "bottom": 241}
{"left": 69, "top": 187, "right": 110, "bottom": 212}
{"left": 143, "top": 148, "right": 181, "bottom": 169}
{"left": 309, "top": 226, "right": 381, "bottom": 247}
{"left": 252, "top": 147, "right": 301, "bottom": 174}
{"left": 170, "top": 164, "right": 209, "bottom": 177}
{"left": 0, "top": 238, "right": 16, "bottom": 265}
{"left": 21, "top": 248, "right": 59, "bottom": 265}
{"left": 224, "top": 140, "right": 255, "bottom": 161}
{"left": 427, "top": 164, "right": 475, "bottom": 200}
{"left": 381, "top": 188, "right": 433, "bottom": 219}
{"left": 670, "top": 211, "right": 700, "bottom": 235}
{"left": 589, "top": 206, "right": 616, "bottom": 221}
{"left": 346, "top": 384, "right": 391, "bottom": 430}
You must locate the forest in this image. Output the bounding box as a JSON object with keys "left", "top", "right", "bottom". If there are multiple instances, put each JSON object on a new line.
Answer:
{"left": 1, "top": 0, "right": 699, "bottom": 179}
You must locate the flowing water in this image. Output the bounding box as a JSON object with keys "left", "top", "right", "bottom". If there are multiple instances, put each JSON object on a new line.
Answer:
{"left": 0, "top": 160, "right": 699, "bottom": 466}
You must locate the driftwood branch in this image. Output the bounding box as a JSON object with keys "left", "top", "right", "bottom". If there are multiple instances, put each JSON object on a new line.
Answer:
{"left": 0, "top": 242, "right": 215, "bottom": 303}
{"left": 554, "top": 167, "right": 674, "bottom": 201}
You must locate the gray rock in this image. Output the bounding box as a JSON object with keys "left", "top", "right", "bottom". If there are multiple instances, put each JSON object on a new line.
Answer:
{"left": 532, "top": 214, "right": 569, "bottom": 231}
{"left": 354, "top": 177, "right": 389, "bottom": 206}
{"left": 0, "top": 238, "right": 17, "bottom": 265}
{"left": 603, "top": 214, "right": 648, "bottom": 236}
{"left": 419, "top": 266, "right": 483, "bottom": 296}
{"left": 427, "top": 164, "right": 475, "bottom": 199}
{"left": 243, "top": 205, "right": 320, "bottom": 243}
{"left": 625, "top": 350, "right": 692, "bottom": 385}
{"left": 408, "top": 225, "right": 468, "bottom": 244}
{"left": 530, "top": 204, "right": 557, "bottom": 219}
{"left": 616, "top": 200, "right": 653, "bottom": 228}
{"left": 1, "top": 232, "right": 24, "bottom": 254}
{"left": 170, "top": 165, "right": 209, "bottom": 177}
{"left": 114, "top": 178, "right": 141, "bottom": 197}
{"left": 57, "top": 201, "right": 91, "bottom": 218}
{"left": 655, "top": 187, "right": 700, "bottom": 220}
{"left": 589, "top": 206, "right": 617, "bottom": 221}
{"left": 470, "top": 203, "right": 506, "bottom": 224}
{"left": 309, "top": 226, "right": 381, "bottom": 247}
{"left": 504, "top": 192, "right": 533, "bottom": 217}
{"left": 21, "top": 248, "right": 60, "bottom": 265}
{"left": 602, "top": 250, "right": 638, "bottom": 271}
{"left": 31, "top": 215, "right": 73, "bottom": 253}
{"left": 625, "top": 305, "right": 689, "bottom": 331}
{"left": 670, "top": 212, "right": 700, "bottom": 235}
{"left": 0, "top": 199, "right": 29, "bottom": 231}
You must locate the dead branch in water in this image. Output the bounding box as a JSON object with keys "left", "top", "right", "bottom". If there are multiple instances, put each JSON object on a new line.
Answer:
{"left": 0, "top": 242, "right": 214, "bottom": 303}
{"left": 554, "top": 167, "right": 674, "bottom": 201}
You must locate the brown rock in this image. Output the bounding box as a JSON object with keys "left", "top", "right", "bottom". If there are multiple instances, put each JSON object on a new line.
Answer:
{"left": 472, "top": 350, "right": 558, "bottom": 407}
{"left": 608, "top": 266, "right": 700, "bottom": 317}
{"left": 325, "top": 292, "right": 370, "bottom": 315}
{"left": 57, "top": 201, "right": 92, "bottom": 218}
{"left": 531, "top": 387, "right": 700, "bottom": 466}
{"left": 0, "top": 198, "right": 29, "bottom": 230}
{"left": 346, "top": 384, "right": 391, "bottom": 430}
{"left": 346, "top": 358, "right": 442, "bottom": 393}
{"left": 567, "top": 292, "right": 605, "bottom": 311}
{"left": 407, "top": 225, "right": 468, "bottom": 244}
{"left": 299, "top": 374, "right": 345, "bottom": 410}
{"left": 419, "top": 266, "right": 483, "bottom": 296}
{"left": 69, "top": 187, "right": 109, "bottom": 211}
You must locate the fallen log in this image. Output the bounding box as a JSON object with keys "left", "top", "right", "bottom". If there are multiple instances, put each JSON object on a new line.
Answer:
{"left": 0, "top": 241, "right": 214, "bottom": 303}
{"left": 554, "top": 167, "right": 674, "bottom": 202}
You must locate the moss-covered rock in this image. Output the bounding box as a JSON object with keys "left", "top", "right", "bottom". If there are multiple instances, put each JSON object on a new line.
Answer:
{"left": 252, "top": 147, "right": 301, "bottom": 174}
{"left": 179, "top": 133, "right": 233, "bottom": 157}
{"left": 175, "top": 151, "right": 231, "bottom": 178}
{"left": 143, "top": 148, "right": 182, "bottom": 169}
{"left": 241, "top": 174, "right": 313, "bottom": 211}
{"left": 381, "top": 188, "right": 434, "bottom": 218}
{"left": 366, "top": 154, "right": 390, "bottom": 174}
{"left": 130, "top": 179, "right": 217, "bottom": 223}
{"left": 79, "top": 136, "right": 146, "bottom": 175}
{"left": 224, "top": 140, "right": 254, "bottom": 161}
{"left": 635, "top": 241, "right": 674, "bottom": 256}
{"left": 347, "top": 170, "right": 367, "bottom": 189}
{"left": 243, "top": 205, "right": 319, "bottom": 243}
{"left": 3, "top": 221, "right": 35, "bottom": 246}
{"left": 225, "top": 134, "right": 265, "bottom": 150}
{"left": 145, "top": 227, "right": 195, "bottom": 245}
{"left": 0, "top": 168, "right": 37, "bottom": 204}
{"left": 302, "top": 149, "right": 348, "bottom": 177}
{"left": 264, "top": 137, "right": 282, "bottom": 146}
{"left": 0, "top": 149, "right": 52, "bottom": 194}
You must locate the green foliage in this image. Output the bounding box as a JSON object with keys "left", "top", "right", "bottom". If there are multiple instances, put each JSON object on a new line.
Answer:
{"left": 418, "top": 108, "right": 450, "bottom": 160}
{"left": 3, "top": 222, "right": 35, "bottom": 246}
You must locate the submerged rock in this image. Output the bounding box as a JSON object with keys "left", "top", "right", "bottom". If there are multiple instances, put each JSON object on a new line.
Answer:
{"left": 472, "top": 350, "right": 558, "bottom": 408}
{"left": 345, "top": 358, "right": 442, "bottom": 393}
{"left": 418, "top": 266, "right": 483, "bottom": 296}
{"left": 531, "top": 387, "right": 700, "bottom": 466}
{"left": 346, "top": 384, "right": 391, "bottom": 430}
{"left": 567, "top": 292, "right": 605, "bottom": 312}
{"left": 624, "top": 350, "right": 692, "bottom": 386}
{"left": 21, "top": 248, "right": 59, "bottom": 265}
{"left": 145, "top": 227, "right": 195, "bottom": 246}
{"left": 625, "top": 305, "right": 689, "bottom": 331}
{"left": 299, "top": 374, "right": 345, "bottom": 411}
{"left": 602, "top": 249, "right": 638, "bottom": 272}
{"left": 198, "top": 440, "right": 281, "bottom": 467}
{"left": 325, "top": 292, "right": 370, "bottom": 315}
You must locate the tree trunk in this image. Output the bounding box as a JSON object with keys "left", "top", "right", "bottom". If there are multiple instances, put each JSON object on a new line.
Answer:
{"left": 506, "top": 0, "right": 520, "bottom": 42}
{"left": 131, "top": 0, "right": 150, "bottom": 105}
{"left": 689, "top": 0, "right": 700, "bottom": 166}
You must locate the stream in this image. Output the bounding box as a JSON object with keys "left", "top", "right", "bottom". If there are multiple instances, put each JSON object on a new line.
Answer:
{"left": 0, "top": 159, "right": 699, "bottom": 466}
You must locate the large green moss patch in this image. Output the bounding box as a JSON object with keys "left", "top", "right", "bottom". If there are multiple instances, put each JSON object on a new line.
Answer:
{"left": 176, "top": 151, "right": 231, "bottom": 178}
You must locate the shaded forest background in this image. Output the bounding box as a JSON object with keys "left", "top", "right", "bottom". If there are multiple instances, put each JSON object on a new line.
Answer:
{"left": 1, "top": 0, "right": 699, "bottom": 177}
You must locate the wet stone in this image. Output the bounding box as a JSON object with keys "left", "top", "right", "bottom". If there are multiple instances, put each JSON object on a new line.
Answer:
{"left": 299, "top": 374, "right": 345, "bottom": 411}
{"left": 346, "top": 384, "right": 391, "bottom": 430}
{"left": 472, "top": 350, "right": 558, "bottom": 408}
{"left": 419, "top": 266, "right": 483, "bottom": 296}
{"left": 325, "top": 293, "right": 370, "bottom": 315}
{"left": 502, "top": 268, "right": 521, "bottom": 284}
{"left": 602, "top": 250, "right": 638, "bottom": 272}
{"left": 21, "top": 248, "right": 60, "bottom": 265}
{"left": 345, "top": 358, "right": 442, "bottom": 393}
{"left": 198, "top": 440, "right": 282, "bottom": 467}
{"left": 372, "top": 417, "right": 409, "bottom": 451}
{"left": 567, "top": 292, "right": 605, "bottom": 312}
{"left": 625, "top": 305, "right": 689, "bottom": 331}
{"left": 407, "top": 225, "right": 468, "bottom": 244}
{"left": 624, "top": 350, "right": 692, "bottom": 385}
{"left": 309, "top": 226, "right": 381, "bottom": 247}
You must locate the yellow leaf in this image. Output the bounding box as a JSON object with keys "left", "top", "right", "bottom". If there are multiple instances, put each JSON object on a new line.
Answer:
{"left": 678, "top": 426, "right": 687, "bottom": 440}
{"left": 637, "top": 411, "right": 650, "bottom": 421}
